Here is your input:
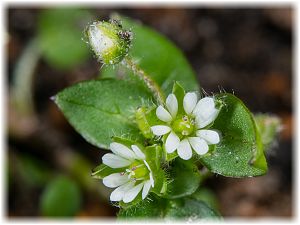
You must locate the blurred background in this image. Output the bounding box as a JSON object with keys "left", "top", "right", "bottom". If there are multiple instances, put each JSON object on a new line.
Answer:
{"left": 7, "top": 6, "right": 293, "bottom": 218}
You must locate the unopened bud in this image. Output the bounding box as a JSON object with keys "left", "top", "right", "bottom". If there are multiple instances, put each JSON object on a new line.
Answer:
{"left": 86, "top": 19, "right": 132, "bottom": 65}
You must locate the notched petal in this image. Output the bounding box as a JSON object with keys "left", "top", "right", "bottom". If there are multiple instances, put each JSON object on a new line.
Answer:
{"left": 177, "top": 139, "right": 193, "bottom": 160}
{"left": 102, "top": 153, "right": 132, "bottom": 168}
{"left": 165, "top": 132, "right": 180, "bottom": 153}
{"left": 156, "top": 105, "right": 173, "bottom": 122}
{"left": 196, "top": 129, "right": 220, "bottom": 144}
{"left": 188, "top": 137, "right": 209, "bottom": 155}
{"left": 103, "top": 173, "right": 129, "bottom": 188}
{"left": 151, "top": 125, "right": 171, "bottom": 136}
{"left": 166, "top": 94, "right": 178, "bottom": 118}
{"left": 183, "top": 92, "right": 197, "bottom": 114}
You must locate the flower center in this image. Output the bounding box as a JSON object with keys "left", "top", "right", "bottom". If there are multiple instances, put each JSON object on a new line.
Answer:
{"left": 172, "top": 115, "right": 195, "bottom": 136}
{"left": 125, "top": 161, "right": 149, "bottom": 180}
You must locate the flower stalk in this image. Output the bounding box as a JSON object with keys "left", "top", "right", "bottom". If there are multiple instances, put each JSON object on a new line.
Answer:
{"left": 122, "top": 56, "right": 165, "bottom": 105}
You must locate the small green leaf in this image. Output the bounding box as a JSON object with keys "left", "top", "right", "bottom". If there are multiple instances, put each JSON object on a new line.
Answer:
{"left": 165, "top": 198, "right": 221, "bottom": 221}
{"left": 55, "top": 79, "right": 154, "bottom": 149}
{"left": 101, "top": 16, "right": 199, "bottom": 94}
{"left": 38, "top": 8, "right": 92, "bottom": 70}
{"left": 200, "top": 93, "right": 268, "bottom": 177}
{"left": 165, "top": 158, "right": 201, "bottom": 199}
{"left": 118, "top": 195, "right": 166, "bottom": 219}
{"left": 40, "top": 176, "right": 81, "bottom": 217}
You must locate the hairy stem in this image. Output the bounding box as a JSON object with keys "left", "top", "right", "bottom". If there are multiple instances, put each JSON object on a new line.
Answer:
{"left": 122, "top": 56, "right": 165, "bottom": 105}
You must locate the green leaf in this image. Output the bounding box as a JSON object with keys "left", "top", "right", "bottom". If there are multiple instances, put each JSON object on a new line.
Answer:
{"left": 54, "top": 79, "right": 154, "bottom": 149}
{"left": 165, "top": 158, "right": 201, "bottom": 199}
{"left": 38, "top": 8, "right": 92, "bottom": 70}
{"left": 200, "top": 93, "right": 268, "bottom": 177}
{"left": 101, "top": 16, "right": 199, "bottom": 94}
{"left": 40, "top": 176, "right": 81, "bottom": 217}
{"left": 118, "top": 195, "right": 166, "bottom": 219}
{"left": 165, "top": 198, "right": 221, "bottom": 221}
{"left": 254, "top": 114, "right": 281, "bottom": 151}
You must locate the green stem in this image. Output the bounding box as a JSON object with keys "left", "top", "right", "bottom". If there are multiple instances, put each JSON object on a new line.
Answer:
{"left": 122, "top": 56, "right": 165, "bottom": 105}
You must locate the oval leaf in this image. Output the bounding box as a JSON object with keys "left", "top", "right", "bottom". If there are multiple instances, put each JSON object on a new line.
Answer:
{"left": 200, "top": 93, "right": 268, "bottom": 177}
{"left": 54, "top": 79, "right": 154, "bottom": 149}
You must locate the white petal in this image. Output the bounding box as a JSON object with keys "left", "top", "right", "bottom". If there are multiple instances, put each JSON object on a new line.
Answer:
{"left": 103, "top": 173, "right": 129, "bottom": 188}
{"left": 131, "top": 145, "right": 145, "bottom": 160}
{"left": 110, "top": 142, "right": 136, "bottom": 160}
{"left": 142, "top": 180, "right": 152, "bottom": 199}
{"left": 102, "top": 153, "right": 131, "bottom": 168}
{"left": 110, "top": 181, "right": 135, "bottom": 201}
{"left": 149, "top": 172, "right": 154, "bottom": 187}
{"left": 143, "top": 161, "right": 154, "bottom": 187}
{"left": 177, "top": 139, "right": 193, "bottom": 160}
{"left": 193, "top": 97, "right": 215, "bottom": 116}
{"left": 183, "top": 92, "right": 198, "bottom": 114}
{"left": 193, "top": 97, "right": 219, "bottom": 128}
{"left": 123, "top": 182, "right": 144, "bottom": 203}
{"left": 166, "top": 94, "right": 178, "bottom": 118}
{"left": 156, "top": 105, "right": 173, "bottom": 122}
{"left": 195, "top": 109, "right": 219, "bottom": 128}
{"left": 165, "top": 132, "right": 180, "bottom": 153}
{"left": 196, "top": 130, "right": 220, "bottom": 144}
{"left": 144, "top": 160, "right": 152, "bottom": 173}
{"left": 151, "top": 125, "right": 171, "bottom": 136}
{"left": 188, "top": 137, "right": 209, "bottom": 155}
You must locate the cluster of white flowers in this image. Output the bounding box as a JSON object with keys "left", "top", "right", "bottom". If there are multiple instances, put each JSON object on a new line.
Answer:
{"left": 102, "top": 142, "right": 154, "bottom": 203}
{"left": 100, "top": 92, "right": 221, "bottom": 203}
{"left": 151, "top": 92, "right": 221, "bottom": 160}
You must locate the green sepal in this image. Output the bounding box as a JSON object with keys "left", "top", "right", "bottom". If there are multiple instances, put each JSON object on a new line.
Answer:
{"left": 135, "top": 107, "right": 154, "bottom": 139}
{"left": 91, "top": 164, "right": 124, "bottom": 179}
{"left": 144, "top": 145, "right": 167, "bottom": 196}
{"left": 111, "top": 136, "right": 137, "bottom": 148}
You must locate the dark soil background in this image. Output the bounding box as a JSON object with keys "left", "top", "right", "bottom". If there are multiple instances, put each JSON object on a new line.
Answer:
{"left": 7, "top": 6, "right": 293, "bottom": 218}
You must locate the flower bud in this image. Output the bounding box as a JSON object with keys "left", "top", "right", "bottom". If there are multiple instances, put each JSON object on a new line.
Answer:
{"left": 85, "top": 19, "right": 132, "bottom": 65}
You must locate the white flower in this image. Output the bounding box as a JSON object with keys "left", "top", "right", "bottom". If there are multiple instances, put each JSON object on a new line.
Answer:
{"left": 102, "top": 142, "right": 154, "bottom": 203}
{"left": 150, "top": 93, "right": 221, "bottom": 160}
